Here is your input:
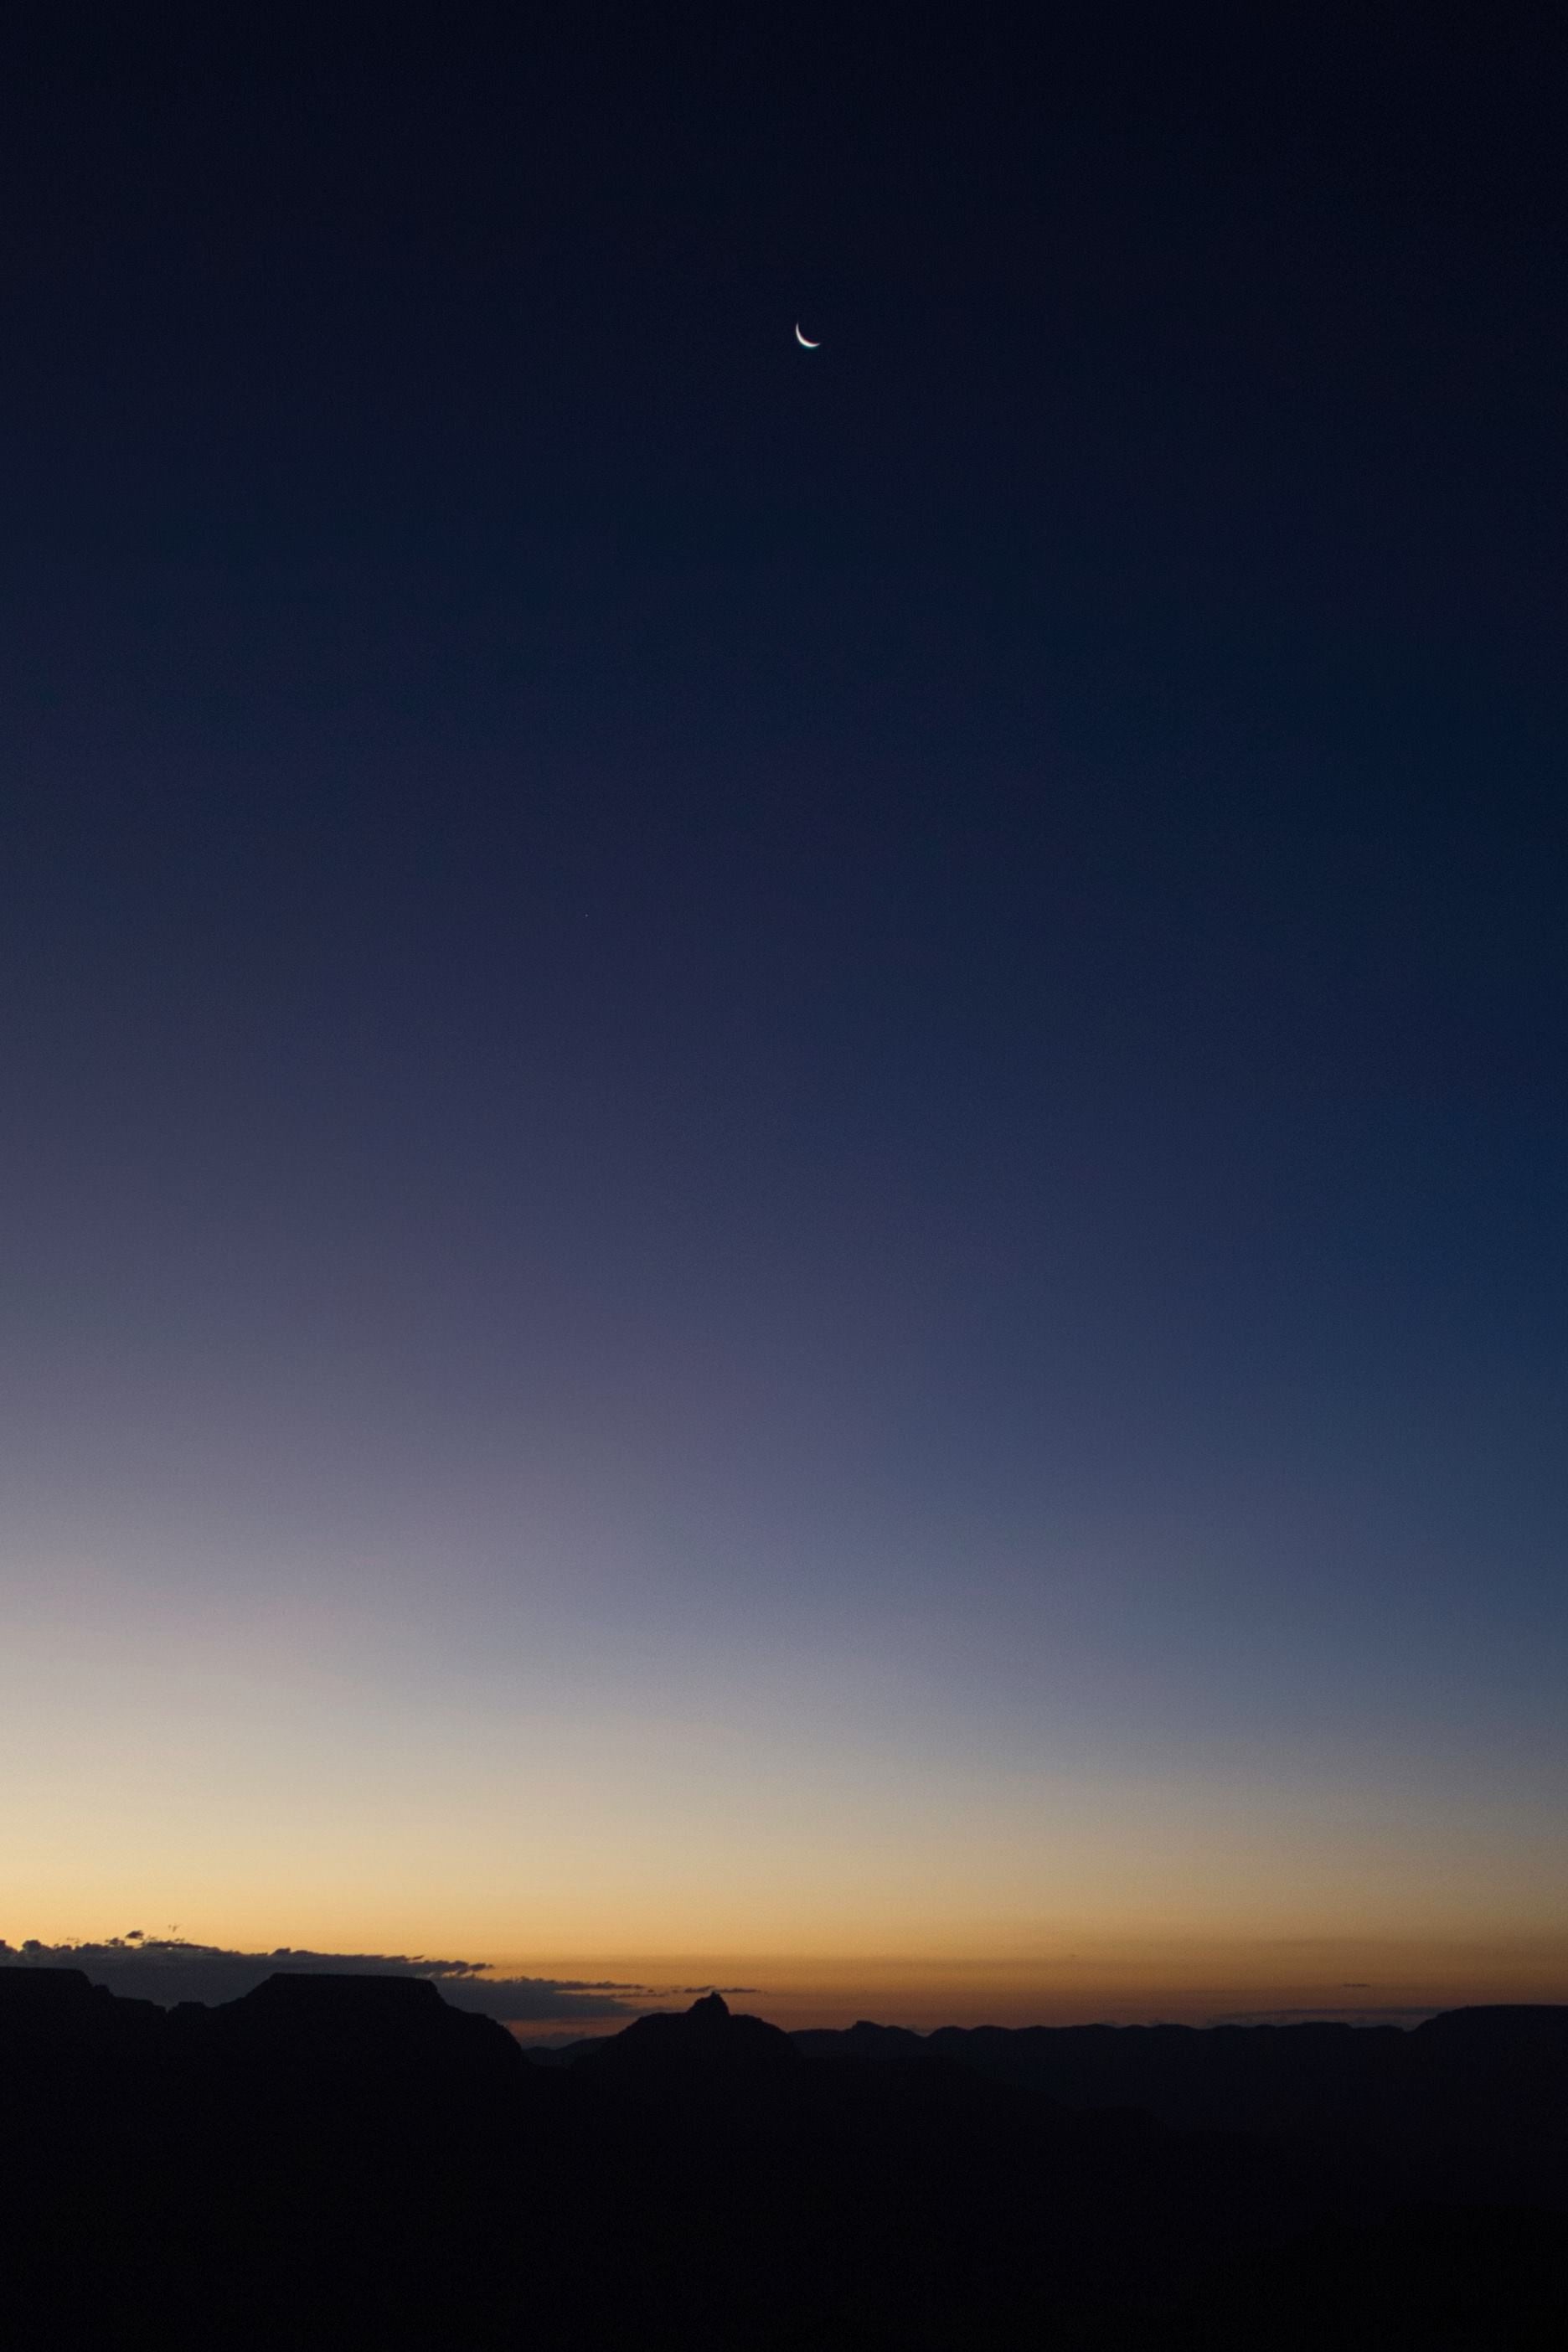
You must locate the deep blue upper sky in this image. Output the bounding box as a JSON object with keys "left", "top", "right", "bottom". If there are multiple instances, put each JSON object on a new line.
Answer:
{"left": 2, "top": 8, "right": 1565, "bottom": 1971}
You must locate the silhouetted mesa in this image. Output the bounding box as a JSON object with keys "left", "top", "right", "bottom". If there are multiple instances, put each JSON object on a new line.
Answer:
{"left": 2, "top": 1975, "right": 1565, "bottom": 2348}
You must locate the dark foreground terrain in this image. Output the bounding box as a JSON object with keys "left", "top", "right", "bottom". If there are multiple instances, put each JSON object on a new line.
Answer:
{"left": 3, "top": 1969, "right": 1565, "bottom": 2349}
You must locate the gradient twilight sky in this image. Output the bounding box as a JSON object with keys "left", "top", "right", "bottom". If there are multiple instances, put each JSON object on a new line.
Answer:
{"left": 3, "top": 8, "right": 1565, "bottom": 2025}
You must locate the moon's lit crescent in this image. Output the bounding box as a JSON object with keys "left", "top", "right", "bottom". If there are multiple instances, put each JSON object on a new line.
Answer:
{"left": 795, "top": 325, "right": 820, "bottom": 348}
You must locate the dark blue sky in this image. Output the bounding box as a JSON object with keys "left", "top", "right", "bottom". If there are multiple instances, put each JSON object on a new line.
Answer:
{"left": 3, "top": 8, "right": 1565, "bottom": 1996}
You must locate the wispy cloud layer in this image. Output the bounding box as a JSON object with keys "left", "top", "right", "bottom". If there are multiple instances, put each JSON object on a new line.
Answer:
{"left": 0, "top": 1936, "right": 656, "bottom": 2021}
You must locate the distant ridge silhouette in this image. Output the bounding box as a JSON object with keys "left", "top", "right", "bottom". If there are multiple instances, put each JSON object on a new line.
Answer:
{"left": 3, "top": 1972, "right": 1565, "bottom": 2347}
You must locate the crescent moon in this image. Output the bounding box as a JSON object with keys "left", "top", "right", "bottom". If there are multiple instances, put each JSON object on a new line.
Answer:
{"left": 795, "top": 325, "right": 820, "bottom": 348}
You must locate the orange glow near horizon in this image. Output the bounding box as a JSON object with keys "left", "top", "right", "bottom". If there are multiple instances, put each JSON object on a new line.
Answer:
{"left": 489, "top": 1933, "right": 1568, "bottom": 2033}
{"left": 6, "top": 1576, "right": 1566, "bottom": 2031}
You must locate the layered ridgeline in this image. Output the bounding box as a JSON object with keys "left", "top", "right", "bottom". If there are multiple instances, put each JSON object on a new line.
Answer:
{"left": 3, "top": 1970, "right": 1565, "bottom": 2347}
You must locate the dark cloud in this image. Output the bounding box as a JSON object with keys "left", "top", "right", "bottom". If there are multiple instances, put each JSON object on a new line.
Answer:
{"left": 1207, "top": 2006, "right": 1442, "bottom": 2029}
{"left": 647, "top": 1985, "right": 759, "bottom": 1998}
{"left": 0, "top": 1937, "right": 651, "bottom": 2022}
